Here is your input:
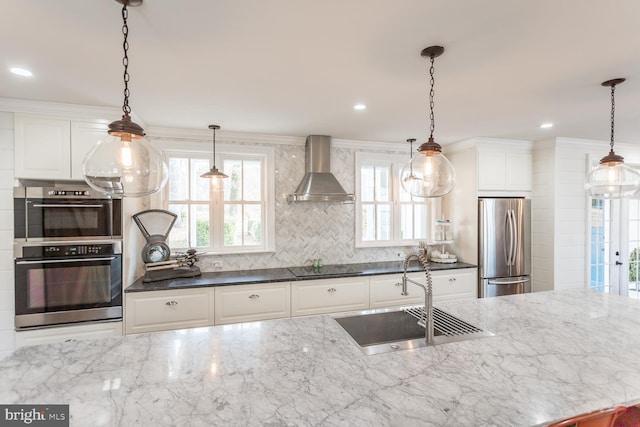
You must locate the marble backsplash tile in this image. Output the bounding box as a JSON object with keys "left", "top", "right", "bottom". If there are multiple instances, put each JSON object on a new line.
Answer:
{"left": 198, "top": 141, "right": 411, "bottom": 272}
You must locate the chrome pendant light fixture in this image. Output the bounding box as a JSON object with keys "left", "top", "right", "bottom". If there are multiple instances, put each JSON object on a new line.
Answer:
{"left": 401, "top": 45, "right": 455, "bottom": 198}
{"left": 585, "top": 78, "right": 640, "bottom": 199}
{"left": 83, "top": 0, "right": 168, "bottom": 197}
{"left": 201, "top": 124, "right": 228, "bottom": 191}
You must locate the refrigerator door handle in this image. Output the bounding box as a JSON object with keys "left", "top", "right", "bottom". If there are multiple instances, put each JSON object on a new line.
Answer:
{"left": 504, "top": 210, "right": 511, "bottom": 266}
{"left": 507, "top": 209, "right": 515, "bottom": 266}
{"left": 487, "top": 277, "right": 531, "bottom": 285}
{"left": 510, "top": 208, "right": 517, "bottom": 266}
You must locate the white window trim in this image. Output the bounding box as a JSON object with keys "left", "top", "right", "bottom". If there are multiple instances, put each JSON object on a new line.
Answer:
{"left": 355, "top": 152, "right": 436, "bottom": 248}
{"left": 160, "top": 141, "right": 275, "bottom": 254}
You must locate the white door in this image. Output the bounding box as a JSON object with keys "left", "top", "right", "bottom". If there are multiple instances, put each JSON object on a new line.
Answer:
{"left": 590, "top": 197, "right": 640, "bottom": 298}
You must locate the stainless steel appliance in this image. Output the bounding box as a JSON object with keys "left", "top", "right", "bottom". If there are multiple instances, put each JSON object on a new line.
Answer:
{"left": 14, "top": 241, "right": 123, "bottom": 329}
{"left": 14, "top": 185, "right": 122, "bottom": 241}
{"left": 478, "top": 198, "right": 531, "bottom": 298}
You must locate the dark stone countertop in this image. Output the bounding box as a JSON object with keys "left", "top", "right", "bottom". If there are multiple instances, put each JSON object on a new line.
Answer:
{"left": 125, "top": 260, "right": 477, "bottom": 293}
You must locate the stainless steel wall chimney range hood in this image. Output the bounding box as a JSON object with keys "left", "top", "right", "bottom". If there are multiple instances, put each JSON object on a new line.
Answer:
{"left": 287, "top": 135, "right": 356, "bottom": 204}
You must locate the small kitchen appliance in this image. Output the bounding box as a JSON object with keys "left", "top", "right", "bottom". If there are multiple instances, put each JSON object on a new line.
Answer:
{"left": 132, "top": 209, "right": 201, "bottom": 282}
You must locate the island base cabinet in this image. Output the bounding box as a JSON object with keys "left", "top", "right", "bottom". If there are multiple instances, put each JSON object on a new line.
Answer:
{"left": 15, "top": 321, "right": 123, "bottom": 348}
{"left": 125, "top": 288, "right": 214, "bottom": 334}
{"left": 214, "top": 283, "right": 291, "bottom": 325}
{"left": 369, "top": 273, "right": 426, "bottom": 308}
{"left": 291, "top": 277, "right": 369, "bottom": 317}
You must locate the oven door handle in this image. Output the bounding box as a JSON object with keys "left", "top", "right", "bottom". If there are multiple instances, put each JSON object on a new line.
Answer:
{"left": 30, "top": 204, "right": 106, "bottom": 208}
{"left": 16, "top": 256, "right": 117, "bottom": 265}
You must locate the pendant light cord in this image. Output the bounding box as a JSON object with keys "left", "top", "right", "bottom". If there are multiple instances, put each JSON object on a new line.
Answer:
{"left": 212, "top": 127, "right": 217, "bottom": 168}
{"left": 121, "top": 2, "right": 131, "bottom": 119}
{"left": 428, "top": 55, "right": 436, "bottom": 140}
{"left": 610, "top": 83, "right": 616, "bottom": 152}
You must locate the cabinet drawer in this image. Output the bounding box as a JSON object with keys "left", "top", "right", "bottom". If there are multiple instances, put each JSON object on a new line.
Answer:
{"left": 125, "top": 288, "right": 214, "bottom": 334}
{"left": 431, "top": 268, "right": 477, "bottom": 302}
{"left": 214, "top": 283, "right": 290, "bottom": 325}
{"left": 16, "top": 321, "right": 123, "bottom": 348}
{"left": 291, "top": 277, "right": 369, "bottom": 317}
{"left": 369, "top": 273, "right": 425, "bottom": 308}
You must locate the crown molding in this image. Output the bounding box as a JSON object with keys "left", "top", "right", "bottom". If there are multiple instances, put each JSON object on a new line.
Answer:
{"left": 0, "top": 97, "right": 124, "bottom": 122}
{"left": 444, "top": 137, "right": 532, "bottom": 154}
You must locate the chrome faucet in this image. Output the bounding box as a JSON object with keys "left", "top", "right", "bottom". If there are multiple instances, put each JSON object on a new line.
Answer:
{"left": 400, "top": 251, "right": 435, "bottom": 345}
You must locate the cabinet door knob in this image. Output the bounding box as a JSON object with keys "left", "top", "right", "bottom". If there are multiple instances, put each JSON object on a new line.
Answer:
{"left": 395, "top": 282, "right": 402, "bottom": 287}
{"left": 248, "top": 294, "right": 260, "bottom": 300}
{"left": 327, "top": 288, "right": 337, "bottom": 293}
{"left": 449, "top": 277, "right": 456, "bottom": 282}
{"left": 166, "top": 300, "right": 178, "bottom": 306}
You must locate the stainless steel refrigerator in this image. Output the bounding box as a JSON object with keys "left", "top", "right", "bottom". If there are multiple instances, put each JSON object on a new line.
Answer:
{"left": 478, "top": 198, "right": 531, "bottom": 298}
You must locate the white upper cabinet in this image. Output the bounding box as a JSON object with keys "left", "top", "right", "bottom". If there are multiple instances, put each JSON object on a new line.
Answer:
{"left": 14, "top": 115, "right": 71, "bottom": 179}
{"left": 14, "top": 114, "right": 109, "bottom": 180}
{"left": 477, "top": 146, "right": 532, "bottom": 192}
{"left": 70, "top": 121, "right": 109, "bottom": 179}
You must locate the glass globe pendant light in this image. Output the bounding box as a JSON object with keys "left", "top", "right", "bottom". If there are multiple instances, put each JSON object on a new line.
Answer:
{"left": 401, "top": 46, "right": 455, "bottom": 198}
{"left": 402, "top": 138, "right": 422, "bottom": 195}
{"left": 200, "top": 124, "right": 228, "bottom": 192}
{"left": 83, "top": 0, "right": 168, "bottom": 197}
{"left": 585, "top": 78, "right": 640, "bottom": 199}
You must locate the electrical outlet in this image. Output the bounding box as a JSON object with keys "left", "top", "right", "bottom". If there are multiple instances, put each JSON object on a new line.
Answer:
{"left": 212, "top": 261, "right": 223, "bottom": 270}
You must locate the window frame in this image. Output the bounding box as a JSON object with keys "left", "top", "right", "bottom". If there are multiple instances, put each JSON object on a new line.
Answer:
{"left": 355, "top": 152, "right": 436, "bottom": 248}
{"left": 161, "top": 142, "right": 275, "bottom": 254}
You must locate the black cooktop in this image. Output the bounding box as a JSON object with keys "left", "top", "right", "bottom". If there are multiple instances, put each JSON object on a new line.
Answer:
{"left": 288, "top": 265, "right": 363, "bottom": 278}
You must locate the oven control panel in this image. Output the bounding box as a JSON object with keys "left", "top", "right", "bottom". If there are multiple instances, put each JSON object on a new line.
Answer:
{"left": 21, "top": 243, "right": 119, "bottom": 258}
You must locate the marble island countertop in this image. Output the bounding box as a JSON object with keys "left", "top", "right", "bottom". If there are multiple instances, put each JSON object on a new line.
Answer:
{"left": 126, "top": 259, "right": 477, "bottom": 292}
{"left": 3, "top": 289, "right": 640, "bottom": 426}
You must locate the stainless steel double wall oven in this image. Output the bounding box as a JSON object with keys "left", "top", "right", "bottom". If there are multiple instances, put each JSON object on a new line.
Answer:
{"left": 13, "top": 185, "right": 123, "bottom": 329}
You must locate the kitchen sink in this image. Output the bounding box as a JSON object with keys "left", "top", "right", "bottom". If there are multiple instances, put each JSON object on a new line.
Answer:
{"left": 334, "top": 306, "right": 494, "bottom": 355}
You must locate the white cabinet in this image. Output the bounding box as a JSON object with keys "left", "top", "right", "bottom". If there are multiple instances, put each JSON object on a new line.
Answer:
{"left": 291, "top": 277, "right": 369, "bottom": 317}
{"left": 431, "top": 268, "right": 477, "bottom": 302}
{"left": 214, "top": 282, "right": 291, "bottom": 325}
{"left": 14, "top": 114, "right": 109, "bottom": 180}
{"left": 70, "top": 121, "right": 109, "bottom": 179}
{"left": 369, "top": 273, "right": 425, "bottom": 308}
{"left": 15, "top": 321, "right": 123, "bottom": 348}
{"left": 478, "top": 149, "right": 532, "bottom": 192}
{"left": 14, "top": 115, "right": 71, "bottom": 179}
{"left": 125, "top": 288, "right": 215, "bottom": 334}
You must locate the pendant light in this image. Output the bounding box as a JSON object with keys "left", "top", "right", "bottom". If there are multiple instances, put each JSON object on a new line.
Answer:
{"left": 402, "top": 138, "right": 422, "bottom": 195}
{"left": 585, "top": 78, "right": 640, "bottom": 199}
{"left": 401, "top": 45, "right": 455, "bottom": 198}
{"left": 83, "top": 0, "right": 168, "bottom": 197}
{"left": 200, "top": 124, "right": 228, "bottom": 192}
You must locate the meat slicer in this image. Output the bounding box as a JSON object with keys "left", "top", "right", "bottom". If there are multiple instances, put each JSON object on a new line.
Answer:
{"left": 132, "top": 209, "right": 202, "bottom": 282}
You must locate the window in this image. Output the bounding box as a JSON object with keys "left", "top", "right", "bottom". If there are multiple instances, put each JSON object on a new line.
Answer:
{"left": 163, "top": 144, "right": 274, "bottom": 254}
{"left": 356, "top": 153, "right": 436, "bottom": 247}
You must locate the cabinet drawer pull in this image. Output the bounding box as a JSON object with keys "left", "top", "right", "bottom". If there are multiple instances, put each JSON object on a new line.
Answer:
{"left": 248, "top": 294, "right": 260, "bottom": 300}
{"left": 449, "top": 278, "right": 456, "bottom": 282}
{"left": 327, "top": 288, "right": 337, "bottom": 293}
{"left": 165, "top": 300, "right": 178, "bottom": 306}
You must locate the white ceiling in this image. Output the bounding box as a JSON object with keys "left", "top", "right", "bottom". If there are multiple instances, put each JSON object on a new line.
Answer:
{"left": 2, "top": 0, "right": 640, "bottom": 147}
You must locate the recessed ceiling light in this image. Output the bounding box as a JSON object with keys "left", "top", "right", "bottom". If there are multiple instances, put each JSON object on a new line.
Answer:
{"left": 540, "top": 122, "right": 553, "bottom": 129}
{"left": 10, "top": 67, "right": 32, "bottom": 77}
{"left": 354, "top": 104, "right": 366, "bottom": 110}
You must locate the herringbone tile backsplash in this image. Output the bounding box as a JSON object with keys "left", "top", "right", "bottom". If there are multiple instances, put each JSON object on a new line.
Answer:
{"left": 198, "top": 140, "right": 415, "bottom": 272}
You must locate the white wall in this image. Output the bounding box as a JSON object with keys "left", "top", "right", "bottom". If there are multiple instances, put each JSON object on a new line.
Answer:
{"left": 444, "top": 146, "right": 478, "bottom": 264}
{"left": 531, "top": 139, "right": 555, "bottom": 292}
{"left": 0, "top": 112, "right": 14, "bottom": 360}
{"left": 532, "top": 137, "right": 640, "bottom": 291}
